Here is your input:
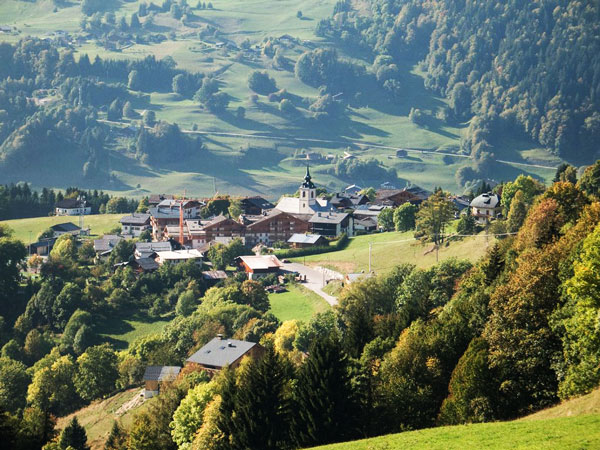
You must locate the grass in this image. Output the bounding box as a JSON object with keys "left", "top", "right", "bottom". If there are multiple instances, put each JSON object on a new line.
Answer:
{"left": 522, "top": 388, "right": 600, "bottom": 421}
{"left": 295, "top": 227, "right": 492, "bottom": 275}
{"left": 57, "top": 388, "right": 152, "bottom": 450}
{"left": 0, "top": 214, "right": 125, "bottom": 243}
{"left": 322, "top": 279, "right": 344, "bottom": 297}
{"left": 95, "top": 310, "right": 171, "bottom": 350}
{"left": 269, "top": 283, "right": 330, "bottom": 322}
{"left": 308, "top": 414, "right": 600, "bottom": 450}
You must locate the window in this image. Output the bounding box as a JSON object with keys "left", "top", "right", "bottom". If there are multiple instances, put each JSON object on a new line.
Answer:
{"left": 302, "top": 191, "right": 306, "bottom": 198}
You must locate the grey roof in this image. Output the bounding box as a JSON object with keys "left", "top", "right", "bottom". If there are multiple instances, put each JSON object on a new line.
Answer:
{"left": 287, "top": 233, "right": 325, "bottom": 244}
{"left": 55, "top": 198, "right": 87, "bottom": 209}
{"left": 143, "top": 365, "right": 181, "bottom": 382}
{"left": 470, "top": 193, "right": 501, "bottom": 209}
{"left": 51, "top": 222, "right": 80, "bottom": 232}
{"left": 120, "top": 213, "right": 151, "bottom": 225}
{"left": 309, "top": 211, "right": 350, "bottom": 224}
{"left": 241, "top": 196, "right": 275, "bottom": 210}
{"left": 94, "top": 235, "right": 123, "bottom": 253}
{"left": 134, "top": 257, "right": 160, "bottom": 271}
{"left": 202, "top": 270, "right": 229, "bottom": 280}
{"left": 135, "top": 241, "right": 172, "bottom": 254}
{"left": 186, "top": 337, "right": 257, "bottom": 368}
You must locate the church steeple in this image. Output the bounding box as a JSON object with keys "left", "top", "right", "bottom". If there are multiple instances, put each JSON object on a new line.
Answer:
{"left": 298, "top": 165, "right": 316, "bottom": 213}
{"left": 301, "top": 165, "right": 316, "bottom": 189}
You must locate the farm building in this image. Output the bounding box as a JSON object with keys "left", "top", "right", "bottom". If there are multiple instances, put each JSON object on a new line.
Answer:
{"left": 186, "top": 336, "right": 264, "bottom": 375}
{"left": 237, "top": 255, "right": 284, "bottom": 279}
{"left": 143, "top": 366, "right": 181, "bottom": 398}
{"left": 287, "top": 233, "right": 328, "bottom": 248}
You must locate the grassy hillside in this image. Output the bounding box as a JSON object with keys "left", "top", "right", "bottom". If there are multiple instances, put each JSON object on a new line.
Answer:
{"left": 295, "top": 228, "right": 492, "bottom": 274}
{"left": 95, "top": 310, "right": 171, "bottom": 350}
{"left": 0, "top": 214, "right": 124, "bottom": 243}
{"left": 309, "top": 414, "right": 600, "bottom": 450}
{"left": 0, "top": 0, "right": 560, "bottom": 197}
{"left": 268, "top": 284, "right": 330, "bottom": 322}
{"left": 310, "top": 388, "right": 600, "bottom": 450}
{"left": 57, "top": 388, "right": 151, "bottom": 450}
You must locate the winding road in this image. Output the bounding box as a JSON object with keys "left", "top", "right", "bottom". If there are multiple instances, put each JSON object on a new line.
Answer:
{"left": 281, "top": 262, "right": 341, "bottom": 306}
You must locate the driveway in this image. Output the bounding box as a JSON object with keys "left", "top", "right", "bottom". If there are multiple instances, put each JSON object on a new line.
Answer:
{"left": 281, "top": 262, "right": 342, "bottom": 306}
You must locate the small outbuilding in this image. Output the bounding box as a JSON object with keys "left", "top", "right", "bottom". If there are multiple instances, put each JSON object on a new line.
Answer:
{"left": 143, "top": 365, "right": 181, "bottom": 398}
{"left": 237, "top": 255, "right": 284, "bottom": 279}
{"left": 287, "top": 233, "right": 328, "bottom": 248}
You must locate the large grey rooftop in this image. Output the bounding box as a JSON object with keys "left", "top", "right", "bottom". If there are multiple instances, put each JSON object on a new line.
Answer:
{"left": 186, "top": 337, "right": 257, "bottom": 368}
{"left": 143, "top": 365, "right": 181, "bottom": 381}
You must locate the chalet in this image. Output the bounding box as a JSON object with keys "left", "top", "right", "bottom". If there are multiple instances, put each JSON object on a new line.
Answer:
{"left": 237, "top": 255, "right": 284, "bottom": 279}
{"left": 275, "top": 167, "right": 330, "bottom": 216}
{"left": 470, "top": 192, "right": 501, "bottom": 223}
{"left": 93, "top": 235, "right": 124, "bottom": 258}
{"left": 155, "top": 249, "right": 203, "bottom": 266}
{"left": 50, "top": 222, "right": 82, "bottom": 237}
{"left": 240, "top": 197, "right": 275, "bottom": 215}
{"left": 143, "top": 366, "right": 181, "bottom": 398}
{"left": 353, "top": 204, "right": 388, "bottom": 220}
{"left": 396, "top": 149, "right": 408, "bottom": 157}
{"left": 287, "top": 233, "right": 328, "bottom": 248}
{"left": 135, "top": 241, "right": 173, "bottom": 259}
{"left": 309, "top": 211, "right": 354, "bottom": 237}
{"left": 202, "top": 215, "right": 245, "bottom": 244}
{"left": 55, "top": 198, "right": 91, "bottom": 216}
{"left": 245, "top": 209, "right": 310, "bottom": 247}
{"left": 329, "top": 192, "right": 369, "bottom": 210}
{"left": 148, "top": 194, "right": 174, "bottom": 207}
{"left": 149, "top": 199, "right": 202, "bottom": 238}
{"left": 202, "top": 270, "right": 229, "bottom": 286}
{"left": 379, "top": 181, "right": 397, "bottom": 190}
{"left": 186, "top": 336, "right": 264, "bottom": 375}
{"left": 130, "top": 257, "right": 160, "bottom": 273}
{"left": 354, "top": 217, "right": 378, "bottom": 233}
{"left": 375, "top": 186, "right": 430, "bottom": 207}
{"left": 120, "top": 213, "right": 151, "bottom": 237}
{"left": 30, "top": 238, "right": 57, "bottom": 256}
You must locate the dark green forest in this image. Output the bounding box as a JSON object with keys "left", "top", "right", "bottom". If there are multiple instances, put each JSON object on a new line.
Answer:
{"left": 320, "top": 0, "right": 600, "bottom": 179}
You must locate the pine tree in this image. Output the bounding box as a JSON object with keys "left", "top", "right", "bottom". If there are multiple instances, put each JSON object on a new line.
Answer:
{"left": 104, "top": 421, "right": 127, "bottom": 450}
{"left": 59, "top": 417, "right": 89, "bottom": 450}
{"left": 232, "top": 346, "right": 293, "bottom": 450}
{"left": 293, "top": 335, "right": 359, "bottom": 447}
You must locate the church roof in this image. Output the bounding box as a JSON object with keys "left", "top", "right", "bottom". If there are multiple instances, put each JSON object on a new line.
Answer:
{"left": 300, "top": 165, "right": 316, "bottom": 189}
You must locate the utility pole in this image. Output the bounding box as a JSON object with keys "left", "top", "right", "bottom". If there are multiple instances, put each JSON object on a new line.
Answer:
{"left": 368, "top": 242, "right": 372, "bottom": 273}
{"left": 28, "top": 231, "right": 32, "bottom": 256}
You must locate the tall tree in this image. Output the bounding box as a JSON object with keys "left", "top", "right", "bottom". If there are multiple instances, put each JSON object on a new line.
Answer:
{"left": 415, "top": 190, "right": 455, "bottom": 244}
{"left": 59, "top": 417, "right": 89, "bottom": 450}
{"left": 293, "top": 335, "right": 359, "bottom": 447}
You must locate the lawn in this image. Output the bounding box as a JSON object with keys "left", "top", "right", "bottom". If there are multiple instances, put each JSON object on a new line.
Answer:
{"left": 0, "top": 214, "right": 125, "bottom": 243}
{"left": 269, "top": 284, "right": 330, "bottom": 323}
{"left": 57, "top": 388, "right": 153, "bottom": 450}
{"left": 309, "top": 414, "right": 600, "bottom": 450}
{"left": 96, "top": 310, "right": 171, "bottom": 350}
{"left": 295, "top": 228, "right": 493, "bottom": 274}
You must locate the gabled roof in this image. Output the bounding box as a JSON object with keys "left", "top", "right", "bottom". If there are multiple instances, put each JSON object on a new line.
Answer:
{"left": 156, "top": 249, "right": 203, "bottom": 260}
{"left": 133, "top": 257, "right": 160, "bottom": 271}
{"left": 186, "top": 337, "right": 257, "bottom": 368}
{"left": 470, "top": 193, "right": 501, "bottom": 209}
{"left": 309, "top": 211, "right": 350, "bottom": 224}
{"left": 51, "top": 222, "right": 81, "bottom": 232}
{"left": 157, "top": 199, "right": 200, "bottom": 208}
{"left": 202, "top": 270, "right": 229, "bottom": 280}
{"left": 275, "top": 197, "right": 329, "bottom": 215}
{"left": 143, "top": 365, "right": 181, "bottom": 382}
{"left": 55, "top": 198, "right": 87, "bottom": 209}
{"left": 135, "top": 241, "right": 173, "bottom": 258}
{"left": 238, "top": 255, "right": 283, "bottom": 270}
{"left": 148, "top": 194, "right": 174, "bottom": 205}
{"left": 287, "top": 233, "right": 325, "bottom": 244}
{"left": 93, "top": 235, "right": 123, "bottom": 253}
{"left": 241, "top": 196, "right": 275, "bottom": 210}
{"left": 120, "top": 213, "right": 151, "bottom": 225}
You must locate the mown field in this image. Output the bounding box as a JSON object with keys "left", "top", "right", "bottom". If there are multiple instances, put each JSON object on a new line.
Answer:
{"left": 0, "top": 0, "right": 560, "bottom": 198}
{"left": 269, "top": 283, "right": 330, "bottom": 322}
{"left": 96, "top": 310, "right": 172, "bottom": 350}
{"left": 295, "top": 228, "right": 493, "bottom": 274}
{"left": 0, "top": 214, "right": 124, "bottom": 243}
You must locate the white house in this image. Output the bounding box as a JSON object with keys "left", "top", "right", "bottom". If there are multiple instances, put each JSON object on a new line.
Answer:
{"left": 155, "top": 249, "right": 203, "bottom": 266}
{"left": 55, "top": 198, "right": 91, "bottom": 216}
{"left": 120, "top": 213, "right": 151, "bottom": 237}
{"left": 470, "top": 192, "right": 502, "bottom": 223}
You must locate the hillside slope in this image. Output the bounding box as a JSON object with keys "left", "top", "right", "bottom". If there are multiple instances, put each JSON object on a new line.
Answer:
{"left": 310, "top": 389, "right": 600, "bottom": 450}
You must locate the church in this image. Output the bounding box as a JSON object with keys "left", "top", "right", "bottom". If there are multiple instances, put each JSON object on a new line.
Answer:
{"left": 275, "top": 166, "right": 330, "bottom": 217}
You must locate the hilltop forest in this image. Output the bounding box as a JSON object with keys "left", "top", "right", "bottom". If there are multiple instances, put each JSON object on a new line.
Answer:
{"left": 0, "top": 0, "right": 598, "bottom": 195}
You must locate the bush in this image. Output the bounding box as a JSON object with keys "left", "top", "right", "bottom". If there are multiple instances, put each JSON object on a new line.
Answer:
{"left": 248, "top": 71, "right": 277, "bottom": 95}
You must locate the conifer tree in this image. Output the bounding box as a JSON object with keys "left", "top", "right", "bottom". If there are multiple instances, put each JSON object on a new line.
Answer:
{"left": 59, "top": 417, "right": 89, "bottom": 450}
{"left": 232, "top": 346, "right": 293, "bottom": 450}
{"left": 293, "top": 334, "right": 359, "bottom": 447}
{"left": 104, "top": 421, "right": 127, "bottom": 450}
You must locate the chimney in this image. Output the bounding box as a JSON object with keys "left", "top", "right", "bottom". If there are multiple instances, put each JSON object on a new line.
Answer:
{"left": 216, "top": 334, "right": 224, "bottom": 340}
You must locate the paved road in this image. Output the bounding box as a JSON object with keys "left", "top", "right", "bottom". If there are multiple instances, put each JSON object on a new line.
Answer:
{"left": 281, "top": 262, "right": 341, "bottom": 306}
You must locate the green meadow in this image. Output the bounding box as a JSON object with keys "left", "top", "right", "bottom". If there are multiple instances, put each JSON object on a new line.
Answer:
{"left": 269, "top": 284, "right": 330, "bottom": 323}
